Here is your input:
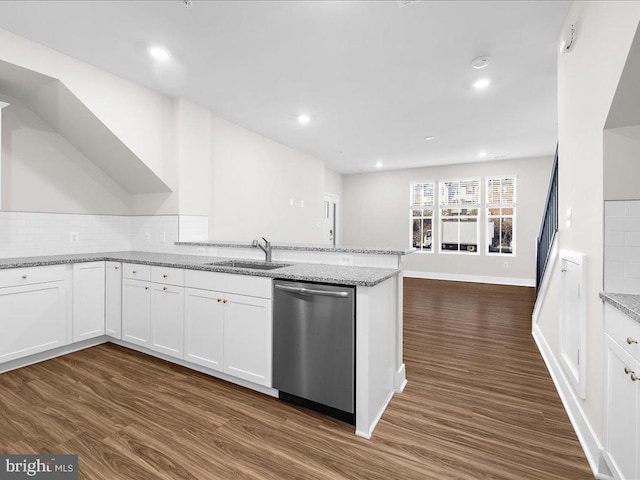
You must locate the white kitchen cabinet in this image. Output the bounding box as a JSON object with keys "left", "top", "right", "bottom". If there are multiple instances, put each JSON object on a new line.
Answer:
{"left": 183, "top": 278, "right": 272, "bottom": 387}
{"left": 184, "top": 288, "right": 224, "bottom": 371}
{"left": 122, "top": 278, "right": 151, "bottom": 348}
{"left": 223, "top": 293, "right": 272, "bottom": 386}
{"left": 604, "top": 305, "right": 640, "bottom": 480}
{"left": 105, "top": 261, "right": 122, "bottom": 339}
{"left": 0, "top": 266, "right": 67, "bottom": 363}
{"left": 72, "top": 262, "right": 105, "bottom": 342}
{"left": 150, "top": 283, "right": 184, "bottom": 358}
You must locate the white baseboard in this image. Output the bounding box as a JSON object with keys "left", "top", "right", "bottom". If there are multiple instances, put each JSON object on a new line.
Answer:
{"left": 404, "top": 270, "right": 535, "bottom": 287}
{"left": 355, "top": 389, "right": 395, "bottom": 440}
{"left": 532, "top": 324, "right": 612, "bottom": 479}
{"left": 109, "top": 339, "right": 279, "bottom": 398}
{"left": 0, "top": 336, "right": 109, "bottom": 374}
{"left": 394, "top": 363, "right": 407, "bottom": 393}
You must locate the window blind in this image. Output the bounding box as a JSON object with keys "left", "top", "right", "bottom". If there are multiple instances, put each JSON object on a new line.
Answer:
{"left": 439, "top": 179, "right": 480, "bottom": 206}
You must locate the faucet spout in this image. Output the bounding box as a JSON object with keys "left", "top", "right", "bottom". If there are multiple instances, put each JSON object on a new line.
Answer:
{"left": 253, "top": 237, "right": 272, "bottom": 263}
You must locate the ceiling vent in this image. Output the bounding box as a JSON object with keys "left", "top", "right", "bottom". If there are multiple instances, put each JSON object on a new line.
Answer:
{"left": 397, "top": 0, "right": 419, "bottom": 7}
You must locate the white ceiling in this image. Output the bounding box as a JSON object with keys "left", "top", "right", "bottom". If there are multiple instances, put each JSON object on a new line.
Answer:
{"left": 0, "top": 0, "right": 569, "bottom": 174}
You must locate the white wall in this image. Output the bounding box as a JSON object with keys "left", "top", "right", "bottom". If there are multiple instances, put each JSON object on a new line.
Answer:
{"left": 210, "top": 116, "right": 325, "bottom": 243}
{"left": 1, "top": 94, "right": 131, "bottom": 214}
{"left": 0, "top": 28, "right": 175, "bottom": 191}
{"left": 342, "top": 156, "right": 553, "bottom": 283}
{"left": 534, "top": 1, "right": 640, "bottom": 474}
{"left": 604, "top": 126, "right": 640, "bottom": 200}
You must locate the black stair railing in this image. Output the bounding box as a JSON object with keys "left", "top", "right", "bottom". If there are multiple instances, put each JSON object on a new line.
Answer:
{"left": 536, "top": 146, "right": 559, "bottom": 293}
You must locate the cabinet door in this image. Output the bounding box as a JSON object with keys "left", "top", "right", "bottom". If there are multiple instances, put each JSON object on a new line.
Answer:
{"left": 0, "top": 281, "right": 67, "bottom": 363}
{"left": 122, "top": 279, "right": 151, "bottom": 347}
{"left": 150, "top": 284, "right": 185, "bottom": 359}
{"left": 604, "top": 335, "right": 639, "bottom": 480}
{"left": 105, "top": 262, "right": 122, "bottom": 339}
{"left": 72, "top": 262, "right": 105, "bottom": 342}
{"left": 184, "top": 288, "right": 224, "bottom": 371}
{"left": 223, "top": 293, "right": 272, "bottom": 386}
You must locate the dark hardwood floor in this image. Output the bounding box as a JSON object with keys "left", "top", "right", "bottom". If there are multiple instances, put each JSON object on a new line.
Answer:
{"left": 0, "top": 278, "right": 593, "bottom": 479}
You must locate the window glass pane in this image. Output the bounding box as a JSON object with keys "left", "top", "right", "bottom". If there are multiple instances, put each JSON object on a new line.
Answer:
{"left": 488, "top": 218, "right": 501, "bottom": 253}
{"left": 500, "top": 217, "right": 514, "bottom": 254}
{"left": 412, "top": 218, "right": 422, "bottom": 249}
{"left": 461, "top": 208, "right": 478, "bottom": 216}
{"left": 441, "top": 208, "right": 460, "bottom": 217}
{"left": 459, "top": 217, "right": 478, "bottom": 253}
{"left": 411, "top": 182, "right": 434, "bottom": 206}
{"left": 501, "top": 207, "right": 514, "bottom": 216}
{"left": 488, "top": 207, "right": 501, "bottom": 216}
{"left": 412, "top": 209, "right": 423, "bottom": 217}
{"left": 441, "top": 218, "right": 459, "bottom": 251}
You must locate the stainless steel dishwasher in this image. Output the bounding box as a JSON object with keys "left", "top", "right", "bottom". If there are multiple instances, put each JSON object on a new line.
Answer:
{"left": 273, "top": 280, "right": 355, "bottom": 424}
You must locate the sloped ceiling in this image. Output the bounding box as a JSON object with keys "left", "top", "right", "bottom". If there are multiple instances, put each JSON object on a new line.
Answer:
{"left": 0, "top": 60, "right": 171, "bottom": 194}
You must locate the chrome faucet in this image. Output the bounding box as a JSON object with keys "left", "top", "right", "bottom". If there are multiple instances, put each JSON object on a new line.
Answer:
{"left": 253, "top": 237, "right": 272, "bottom": 262}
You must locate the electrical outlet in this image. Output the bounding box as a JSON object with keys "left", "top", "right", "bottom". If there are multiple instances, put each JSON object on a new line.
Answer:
{"left": 69, "top": 231, "right": 79, "bottom": 243}
{"left": 145, "top": 232, "right": 151, "bottom": 243}
{"left": 197, "top": 247, "right": 205, "bottom": 255}
{"left": 339, "top": 255, "right": 354, "bottom": 266}
{"left": 300, "top": 200, "right": 304, "bottom": 208}
{"left": 503, "top": 261, "right": 509, "bottom": 269}
{"left": 290, "top": 198, "right": 294, "bottom": 207}
{"left": 161, "top": 232, "right": 167, "bottom": 243}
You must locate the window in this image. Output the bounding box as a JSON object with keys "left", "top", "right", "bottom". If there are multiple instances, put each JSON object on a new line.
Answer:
{"left": 486, "top": 176, "right": 516, "bottom": 255}
{"left": 410, "top": 182, "right": 434, "bottom": 252}
{"left": 438, "top": 179, "right": 480, "bottom": 254}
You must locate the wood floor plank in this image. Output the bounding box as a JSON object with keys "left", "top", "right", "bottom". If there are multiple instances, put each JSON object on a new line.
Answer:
{"left": 0, "top": 278, "right": 593, "bottom": 479}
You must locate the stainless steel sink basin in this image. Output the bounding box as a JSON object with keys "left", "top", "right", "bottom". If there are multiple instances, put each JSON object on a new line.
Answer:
{"left": 207, "top": 260, "right": 290, "bottom": 270}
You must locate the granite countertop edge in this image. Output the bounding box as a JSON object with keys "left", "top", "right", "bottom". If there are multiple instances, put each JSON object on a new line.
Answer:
{"left": 0, "top": 252, "right": 400, "bottom": 287}
{"left": 174, "top": 241, "right": 415, "bottom": 256}
{"left": 600, "top": 292, "right": 640, "bottom": 324}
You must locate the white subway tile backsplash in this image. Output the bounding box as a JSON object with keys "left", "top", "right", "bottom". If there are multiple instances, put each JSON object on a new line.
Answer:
{"left": 626, "top": 200, "right": 640, "bottom": 217}
{"left": 0, "top": 212, "right": 182, "bottom": 258}
{"left": 604, "top": 200, "right": 640, "bottom": 293}
{"left": 606, "top": 216, "right": 640, "bottom": 232}
{"left": 605, "top": 201, "right": 626, "bottom": 217}
{"left": 605, "top": 231, "right": 625, "bottom": 246}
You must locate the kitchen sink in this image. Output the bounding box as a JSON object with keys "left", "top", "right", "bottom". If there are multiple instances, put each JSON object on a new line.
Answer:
{"left": 207, "top": 260, "right": 290, "bottom": 270}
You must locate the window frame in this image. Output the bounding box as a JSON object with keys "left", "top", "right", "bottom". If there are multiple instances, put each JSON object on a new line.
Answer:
{"left": 437, "top": 177, "right": 481, "bottom": 255}
{"left": 486, "top": 176, "right": 517, "bottom": 256}
{"left": 409, "top": 181, "right": 435, "bottom": 253}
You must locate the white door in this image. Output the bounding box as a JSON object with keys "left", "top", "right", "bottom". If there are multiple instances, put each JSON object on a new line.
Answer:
{"left": 604, "top": 335, "right": 639, "bottom": 480}
{"left": 150, "top": 284, "right": 185, "bottom": 359}
{"left": 105, "top": 262, "right": 122, "bottom": 339}
{"left": 184, "top": 288, "right": 224, "bottom": 371}
{"left": 72, "top": 262, "right": 105, "bottom": 342}
{"left": 0, "top": 281, "right": 67, "bottom": 363}
{"left": 323, "top": 193, "right": 339, "bottom": 245}
{"left": 122, "top": 279, "right": 151, "bottom": 347}
{"left": 223, "top": 293, "right": 272, "bottom": 386}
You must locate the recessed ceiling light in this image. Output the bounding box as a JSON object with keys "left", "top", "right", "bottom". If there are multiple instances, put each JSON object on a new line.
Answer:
{"left": 478, "top": 152, "right": 488, "bottom": 158}
{"left": 375, "top": 161, "right": 383, "bottom": 168}
{"left": 471, "top": 56, "right": 490, "bottom": 69}
{"left": 473, "top": 78, "right": 491, "bottom": 89}
{"left": 424, "top": 135, "right": 435, "bottom": 141}
{"left": 297, "top": 114, "right": 310, "bottom": 125}
{"left": 148, "top": 46, "right": 171, "bottom": 61}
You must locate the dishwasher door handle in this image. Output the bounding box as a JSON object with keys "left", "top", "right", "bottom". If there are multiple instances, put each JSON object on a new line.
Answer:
{"left": 275, "top": 284, "right": 350, "bottom": 298}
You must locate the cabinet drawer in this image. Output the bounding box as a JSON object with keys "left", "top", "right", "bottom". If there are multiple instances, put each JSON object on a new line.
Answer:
{"left": 605, "top": 304, "right": 640, "bottom": 360}
{"left": 184, "top": 270, "right": 272, "bottom": 299}
{"left": 151, "top": 266, "right": 184, "bottom": 286}
{"left": 0, "top": 264, "right": 66, "bottom": 289}
{"left": 123, "top": 263, "right": 151, "bottom": 281}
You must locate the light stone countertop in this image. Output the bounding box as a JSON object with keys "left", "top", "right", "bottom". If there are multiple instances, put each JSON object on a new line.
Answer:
{"left": 0, "top": 251, "right": 400, "bottom": 287}
{"left": 600, "top": 292, "right": 640, "bottom": 324}
{"left": 175, "top": 240, "right": 415, "bottom": 256}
